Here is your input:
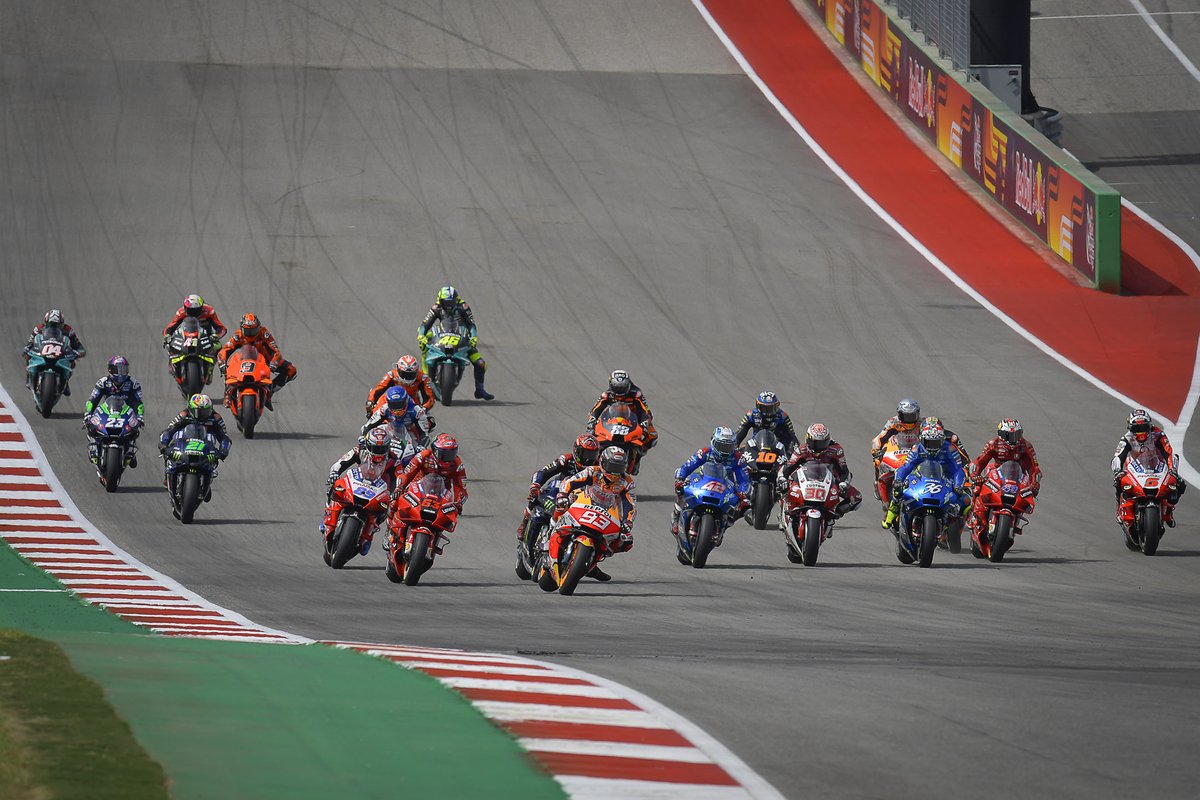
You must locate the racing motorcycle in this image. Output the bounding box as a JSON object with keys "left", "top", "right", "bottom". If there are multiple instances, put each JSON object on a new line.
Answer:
{"left": 423, "top": 319, "right": 472, "bottom": 406}
{"left": 743, "top": 430, "right": 788, "bottom": 530}
{"left": 385, "top": 474, "right": 459, "bottom": 586}
{"left": 972, "top": 460, "right": 1038, "bottom": 562}
{"left": 536, "top": 485, "right": 626, "bottom": 596}
{"left": 84, "top": 397, "right": 141, "bottom": 492}
{"left": 675, "top": 462, "right": 740, "bottom": 568}
{"left": 223, "top": 344, "right": 273, "bottom": 439}
{"left": 323, "top": 461, "right": 391, "bottom": 569}
{"left": 894, "top": 461, "right": 962, "bottom": 568}
{"left": 592, "top": 403, "right": 649, "bottom": 473}
{"left": 1117, "top": 450, "right": 1180, "bottom": 556}
{"left": 779, "top": 462, "right": 842, "bottom": 566}
{"left": 24, "top": 325, "right": 79, "bottom": 417}
{"left": 165, "top": 317, "right": 220, "bottom": 397}
{"left": 164, "top": 423, "right": 221, "bottom": 524}
{"left": 873, "top": 438, "right": 913, "bottom": 509}
{"left": 515, "top": 478, "right": 562, "bottom": 581}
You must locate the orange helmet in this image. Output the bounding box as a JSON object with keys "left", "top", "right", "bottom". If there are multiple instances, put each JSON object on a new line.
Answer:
{"left": 240, "top": 313, "right": 261, "bottom": 339}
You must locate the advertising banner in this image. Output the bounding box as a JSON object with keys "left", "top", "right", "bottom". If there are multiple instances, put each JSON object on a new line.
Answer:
{"left": 802, "top": 0, "right": 1116, "bottom": 288}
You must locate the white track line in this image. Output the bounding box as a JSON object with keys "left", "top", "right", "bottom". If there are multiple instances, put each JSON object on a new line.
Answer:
{"left": 1129, "top": 0, "right": 1200, "bottom": 83}
{"left": 691, "top": 0, "right": 1200, "bottom": 487}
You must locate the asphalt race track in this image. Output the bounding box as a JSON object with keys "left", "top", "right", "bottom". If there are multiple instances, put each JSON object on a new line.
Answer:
{"left": 2, "top": 2, "right": 1199, "bottom": 798}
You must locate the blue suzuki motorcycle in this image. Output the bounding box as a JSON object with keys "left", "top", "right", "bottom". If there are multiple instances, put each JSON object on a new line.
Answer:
{"left": 85, "top": 398, "right": 142, "bottom": 492}
{"left": 24, "top": 326, "right": 79, "bottom": 418}
{"left": 423, "top": 318, "right": 472, "bottom": 406}
{"left": 676, "top": 462, "right": 740, "bottom": 568}
{"left": 896, "top": 461, "right": 962, "bottom": 568}
{"left": 165, "top": 423, "right": 222, "bottom": 524}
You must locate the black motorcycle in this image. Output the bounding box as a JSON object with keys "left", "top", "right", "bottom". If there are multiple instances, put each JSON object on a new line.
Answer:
{"left": 165, "top": 317, "right": 219, "bottom": 397}
{"left": 515, "top": 478, "right": 562, "bottom": 580}
{"left": 742, "top": 429, "right": 789, "bottom": 529}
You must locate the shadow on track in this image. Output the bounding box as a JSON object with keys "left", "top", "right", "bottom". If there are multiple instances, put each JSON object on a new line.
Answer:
{"left": 703, "top": 563, "right": 793, "bottom": 571}
{"left": 198, "top": 518, "right": 273, "bottom": 526}
{"left": 1150, "top": 550, "right": 1200, "bottom": 558}
{"left": 1001, "top": 556, "right": 1108, "bottom": 565}
{"left": 253, "top": 431, "right": 338, "bottom": 441}
{"left": 448, "top": 400, "right": 534, "bottom": 408}
{"left": 112, "top": 485, "right": 166, "bottom": 494}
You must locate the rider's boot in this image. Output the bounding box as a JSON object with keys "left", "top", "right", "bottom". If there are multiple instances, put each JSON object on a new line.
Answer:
{"left": 87, "top": 441, "right": 99, "bottom": 465}
{"left": 882, "top": 502, "right": 899, "bottom": 531}
{"left": 127, "top": 442, "right": 138, "bottom": 469}
{"left": 1164, "top": 505, "right": 1176, "bottom": 528}
{"left": 670, "top": 504, "right": 682, "bottom": 537}
{"left": 62, "top": 380, "right": 71, "bottom": 397}
{"left": 472, "top": 361, "right": 494, "bottom": 401}
{"left": 586, "top": 565, "right": 612, "bottom": 581}
{"left": 516, "top": 508, "right": 532, "bottom": 543}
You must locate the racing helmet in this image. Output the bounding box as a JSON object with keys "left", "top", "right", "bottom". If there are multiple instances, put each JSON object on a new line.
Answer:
{"left": 239, "top": 313, "right": 261, "bottom": 338}
{"left": 711, "top": 426, "right": 737, "bottom": 459}
{"left": 573, "top": 434, "right": 600, "bottom": 467}
{"left": 755, "top": 391, "right": 779, "bottom": 421}
{"left": 806, "top": 423, "right": 831, "bottom": 452}
{"left": 364, "top": 427, "right": 391, "bottom": 457}
{"left": 44, "top": 309, "right": 64, "bottom": 326}
{"left": 608, "top": 369, "right": 632, "bottom": 396}
{"left": 183, "top": 294, "right": 205, "bottom": 317}
{"left": 396, "top": 355, "right": 420, "bottom": 386}
{"left": 385, "top": 386, "right": 413, "bottom": 414}
{"left": 919, "top": 419, "right": 945, "bottom": 455}
{"left": 599, "top": 446, "right": 629, "bottom": 478}
{"left": 187, "top": 393, "right": 213, "bottom": 421}
{"left": 107, "top": 356, "right": 131, "bottom": 390}
{"left": 437, "top": 286, "right": 459, "bottom": 311}
{"left": 897, "top": 398, "right": 921, "bottom": 426}
{"left": 1128, "top": 409, "right": 1152, "bottom": 442}
{"left": 998, "top": 418, "right": 1023, "bottom": 445}
{"left": 432, "top": 433, "right": 458, "bottom": 466}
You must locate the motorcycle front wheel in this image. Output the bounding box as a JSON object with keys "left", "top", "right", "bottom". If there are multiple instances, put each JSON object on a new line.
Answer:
{"left": 38, "top": 372, "right": 58, "bottom": 418}
{"left": 404, "top": 532, "right": 431, "bottom": 586}
{"left": 102, "top": 445, "right": 124, "bottom": 492}
{"left": 558, "top": 541, "right": 594, "bottom": 595}
{"left": 691, "top": 514, "right": 716, "bottom": 568}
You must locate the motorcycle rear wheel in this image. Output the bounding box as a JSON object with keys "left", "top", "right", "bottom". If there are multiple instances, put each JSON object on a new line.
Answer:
{"left": 691, "top": 514, "right": 716, "bottom": 568}
{"left": 514, "top": 542, "right": 533, "bottom": 581}
{"left": 404, "top": 532, "right": 431, "bottom": 586}
{"left": 182, "top": 361, "right": 203, "bottom": 396}
{"left": 558, "top": 541, "right": 594, "bottom": 595}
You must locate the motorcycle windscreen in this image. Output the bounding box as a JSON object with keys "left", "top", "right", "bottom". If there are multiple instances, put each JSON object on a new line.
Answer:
{"left": 100, "top": 398, "right": 132, "bottom": 419}
{"left": 910, "top": 460, "right": 946, "bottom": 481}
{"left": 418, "top": 473, "right": 450, "bottom": 499}
{"left": 800, "top": 462, "right": 831, "bottom": 482}
{"left": 997, "top": 460, "right": 1024, "bottom": 483}
{"left": 39, "top": 325, "right": 65, "bottom": 344}
{"left": 1133, "top": 449, "right": 1167, "bottom": 473}
{"left": 179, "top": 317, "right": 203, "bottom": 335}
{"left": 233, "top": 344, "right": 267, "bottom": 379}
{"left": 600, "top": 403, "right": 636, "bottom": 425}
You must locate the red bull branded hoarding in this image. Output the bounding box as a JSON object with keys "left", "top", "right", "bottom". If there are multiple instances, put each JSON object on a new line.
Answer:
{"left": 808, "top": 0, "right": 1120, "bottom": 291}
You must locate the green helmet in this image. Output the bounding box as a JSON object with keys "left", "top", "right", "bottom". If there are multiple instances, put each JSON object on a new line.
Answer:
{"left": 187, "top": 393, "right": 214, "bottom": 421}
{"left": 437, "top": 286, "right": 459, "bottom": 311}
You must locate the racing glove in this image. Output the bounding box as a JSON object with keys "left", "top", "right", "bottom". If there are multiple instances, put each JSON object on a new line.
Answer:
{"left": 468, "top": 335, "right": 478, "bottom": 349}
{"left": 527, "top": 483, "right": 542, "bottom": 505}
{"left": 417, "top": 333, "right": 431, "bottom": 348}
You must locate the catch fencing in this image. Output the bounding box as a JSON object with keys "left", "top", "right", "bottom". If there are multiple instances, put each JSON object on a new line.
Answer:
{"left": 890, "top": 0, "right": 971, "bottom": 71}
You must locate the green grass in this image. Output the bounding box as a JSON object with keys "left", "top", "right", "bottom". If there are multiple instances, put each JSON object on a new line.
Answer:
{"left": 0, "top": 629, "right": 170, "bottom": 800}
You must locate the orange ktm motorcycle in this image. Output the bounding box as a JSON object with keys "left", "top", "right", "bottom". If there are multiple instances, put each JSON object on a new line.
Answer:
{"left": 592, "top": 402, "right": 649, "bottom": 473}
{"left": 385, "top": 474, "right": 460, "bottom": 586}
{"left": 224, "top": 344, "right": 274, "bottom": 438}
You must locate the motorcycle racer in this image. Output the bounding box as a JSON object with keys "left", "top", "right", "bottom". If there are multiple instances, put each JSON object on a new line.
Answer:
{"left": 776, "top": 423, "right": 862, "bottom": 531}
{"left": 1111, "top": 409, "right": 1186, "bottom": 527}
{"left": 416, "top": 286, "right": 493, "bottom": 401}
{"left": 157, "top": 394, "right": 231, "bottom": 495}
{"left": 216, "top": 313, "right": 298, "bottom": 410}
{"left": 23, "top": 309, "right": 86, "bottom": 395}
{"left": 883, "top": 419, "right": 969, "bottom": 531}
{"left": 163, "top": 294, "right": 227, "bottom": 339}
{"left": 734, "top": 391, "right": 799, "bottom": 451}
{"left": 587, "top": 369, "right": 658, "bottom": 471}
{"left": 516, "top": 434, "right": 601, "bottom": 544}
{"left": 966, "top": 418, "right": 1042, "bottom": 540}
{"left": 321, "top": 428, "right": 399, "bottom": 553}
{"left": 871, "top": 398, "right": 923, "bottom": 459}
{"left": 362, "top": 387, "right": 434, "bottom": 455}
{"left": 366, "top": 354, "right": 435, "bottom": 413}
{"left": 672, "top": 427, "right": 751, "bottom": 536}
{"left": 83, "top": 356, "right": 145, "bottom": 467}
{"left": 552, "top": 446, "right": 637, "bottom": 582}
{"left": 392, "top": 433, "right": 468, "bottom": 522}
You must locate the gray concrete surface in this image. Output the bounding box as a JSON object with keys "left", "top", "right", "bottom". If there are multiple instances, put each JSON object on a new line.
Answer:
{"left": 3, "top": 2, "right": 1199, "bottom": 798}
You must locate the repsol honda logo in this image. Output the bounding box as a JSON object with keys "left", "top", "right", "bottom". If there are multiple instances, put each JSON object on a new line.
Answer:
{"left": 1014, "top": 152, "right": 1045, "bottom": 224}
{"left": 907, "top": 58, "right": 934, "bottom": 127}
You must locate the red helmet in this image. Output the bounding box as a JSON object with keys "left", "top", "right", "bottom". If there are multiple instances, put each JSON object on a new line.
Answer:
{"left": 432, "top": 433, "right": 458, "bottom": 466}
{"left": 573, "top": 434, "right": 600, "bottom": 466}
{"left": 396, "top": 355, "right": 420, "bottom": 386}
{"left": 240, "top": 313, "right": 261, "bottom": 338}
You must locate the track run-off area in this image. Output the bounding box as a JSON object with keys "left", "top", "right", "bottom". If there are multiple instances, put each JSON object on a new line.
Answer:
{"left": 2, "top": 1, "right": 1199, "bottom": 798}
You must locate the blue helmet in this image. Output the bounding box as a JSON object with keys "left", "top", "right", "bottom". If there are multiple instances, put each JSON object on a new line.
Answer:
{"left": 710, "top": 426, "right": 737, "bottom": 461}
{"left": 755, "top": 391, "right": 779, "bottom": 421}
{"left": 385, "top": 386, "right": 413, "bottom": 415}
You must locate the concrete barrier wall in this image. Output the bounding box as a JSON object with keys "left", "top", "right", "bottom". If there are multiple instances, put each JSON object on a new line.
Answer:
{"left": 805, "top": 0, "right": 1121, "bottom": 291}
